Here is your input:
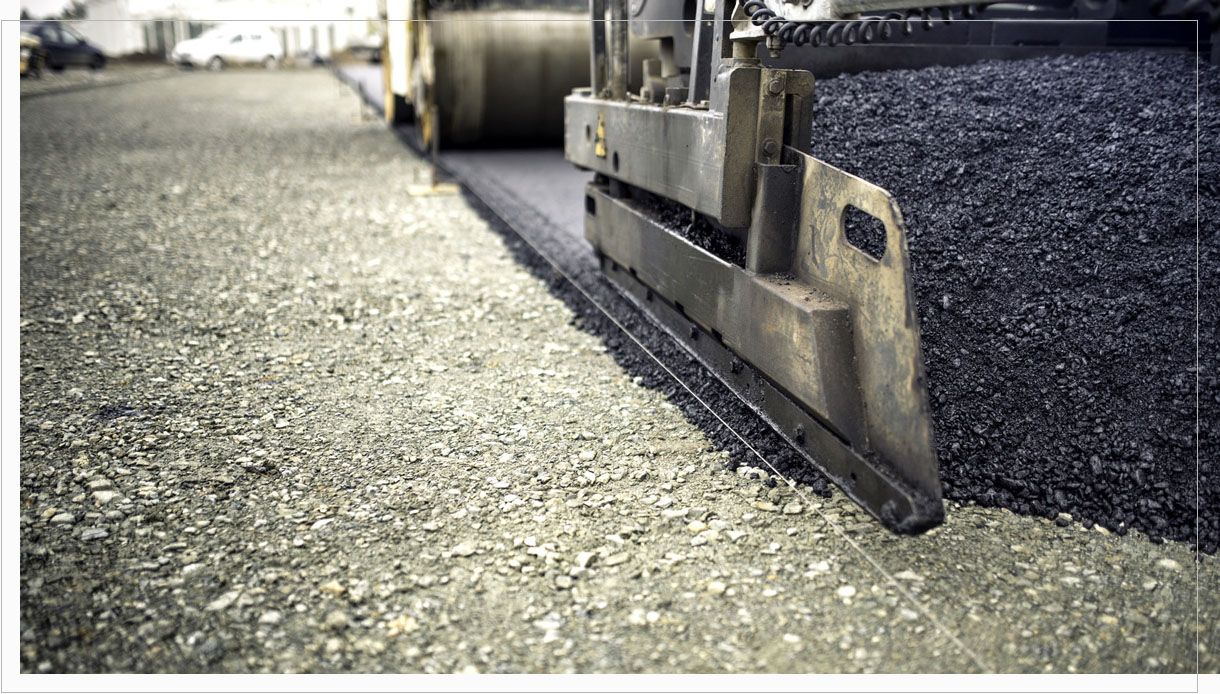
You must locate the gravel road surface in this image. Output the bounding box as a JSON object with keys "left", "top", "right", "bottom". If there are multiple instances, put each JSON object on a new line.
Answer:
{"left": 20, "top": 69, "right": 1216, "bottom": 674}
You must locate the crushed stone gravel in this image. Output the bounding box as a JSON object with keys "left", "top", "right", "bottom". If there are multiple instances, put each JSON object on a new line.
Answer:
{"left": 18, "top": 67, "right": 1216, "bottom": 675}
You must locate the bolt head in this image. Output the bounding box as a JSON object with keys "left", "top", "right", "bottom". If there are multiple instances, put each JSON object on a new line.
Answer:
{"left": 767, "top": 78, "right": 784, "bottom": 96}
{"left": 761, "top": 138, "right": 779, "bottom": 157}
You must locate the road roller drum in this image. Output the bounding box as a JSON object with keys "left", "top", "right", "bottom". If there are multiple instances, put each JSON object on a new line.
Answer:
{"left": 384, "top": 0, "right": 661, "bottom": 147}
{"left": 422, "top": 8, "right": 592, "bottom": 146}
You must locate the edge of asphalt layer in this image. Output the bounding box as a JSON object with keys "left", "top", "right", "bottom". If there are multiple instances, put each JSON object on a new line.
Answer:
{"left": 331, "top": 61, "right": 1211, "bottom": 556}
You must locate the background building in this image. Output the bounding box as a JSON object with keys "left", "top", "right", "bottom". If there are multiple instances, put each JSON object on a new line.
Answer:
{"left": 60, "top": 0, "right": 380, "bottom": 59}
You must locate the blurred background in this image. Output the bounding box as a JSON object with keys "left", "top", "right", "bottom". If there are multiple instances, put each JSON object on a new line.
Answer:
{"left": 19, "top": 0, "right": 382, "bottom": 68}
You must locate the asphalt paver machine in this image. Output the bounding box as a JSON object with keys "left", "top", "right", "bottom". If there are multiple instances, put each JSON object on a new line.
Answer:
{"left": 382, "top": 0, "right": 1216, "bottom": 531}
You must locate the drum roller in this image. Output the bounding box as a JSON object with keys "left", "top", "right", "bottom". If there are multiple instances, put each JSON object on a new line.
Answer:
{"left": 421, "top": 9, "right": 592, "bottom": 146}
{"left": 385, "top": 2, "right": 656, "bottom": 147}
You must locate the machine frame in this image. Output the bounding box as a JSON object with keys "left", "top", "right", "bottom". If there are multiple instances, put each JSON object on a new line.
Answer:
{"left": 566, "top": 0, "right": 946, "bottom": 531}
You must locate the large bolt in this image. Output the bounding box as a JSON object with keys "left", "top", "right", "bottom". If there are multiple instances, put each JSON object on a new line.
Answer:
{"left": 761, "top": 138, "right": 779, "bottom": 157}
{"left": 767, "top": 77, "right": 785, "bottom": 96}
{"left": 766, "top": 35, "right": 784, "bottom": 58}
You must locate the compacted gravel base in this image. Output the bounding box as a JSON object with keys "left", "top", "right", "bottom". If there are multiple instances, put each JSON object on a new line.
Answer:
{"left": 805, "top": 52, "right": 1215, "bottom": 552}
{"left": 19, "top": 70, "right": 1215, "bottom": 674}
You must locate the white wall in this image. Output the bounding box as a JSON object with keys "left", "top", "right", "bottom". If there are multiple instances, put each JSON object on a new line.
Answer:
{"left": 73, "top": 1, "right": 147, "bottom": 56}
{"left": 79, "top": 0, "right": 381, "bottom": 58}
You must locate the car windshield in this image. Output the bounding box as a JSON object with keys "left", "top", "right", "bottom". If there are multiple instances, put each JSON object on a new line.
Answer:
{"left": 199, "top": 28, "right": 230, "bottom": 41}
{"left": 34, "top": 24, "right": 61, "bottom": 42}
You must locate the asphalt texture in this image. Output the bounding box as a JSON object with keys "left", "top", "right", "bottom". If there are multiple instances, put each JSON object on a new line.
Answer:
{"left": 19, "top": 66, "right": 1217, "bottom": 675}
{"left": 805, "top": 51, "right": 1215, "bottom": 553}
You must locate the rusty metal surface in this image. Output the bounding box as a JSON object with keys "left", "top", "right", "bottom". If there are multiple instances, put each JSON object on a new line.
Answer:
{"left": 585, "top": 179, "right": 942, "bottom": 530}
{"left": 565, "top": 94, "right": 735, "bottom": 220}
{"left": 565, "top": 64, "right": 812, "bottom": 227}
{"left": 586, "top": 186, "right": 863, "bottom": 441}
{"left": 789, "top": 148, "right": 939, "bottom": 500}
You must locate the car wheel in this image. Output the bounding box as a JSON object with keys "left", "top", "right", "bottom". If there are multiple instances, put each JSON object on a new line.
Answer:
{"left": 90, "top": 54, "right": 105, "bottom": 70}
{"left": 207, "top": 56, "right": 224, "bottom": 71}
{"left": 262, "top": 55, "right": 278, "bottom": 69}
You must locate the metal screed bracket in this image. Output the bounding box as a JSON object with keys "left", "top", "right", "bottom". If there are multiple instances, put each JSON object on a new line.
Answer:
{"left": 567, "top": 0, "right": 943, "bottom": 531}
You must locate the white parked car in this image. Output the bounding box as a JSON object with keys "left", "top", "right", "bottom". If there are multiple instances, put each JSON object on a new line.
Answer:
{"left": 171, "top": 27, "right": 284, "bottom": 70}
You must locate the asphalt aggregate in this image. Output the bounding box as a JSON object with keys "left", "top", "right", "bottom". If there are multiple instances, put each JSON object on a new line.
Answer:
{"left": 18, "top": 66, "right": 1216, "bottom": 675}
{"left": 805, "top": 51, "right": 1215, "bottom": 553}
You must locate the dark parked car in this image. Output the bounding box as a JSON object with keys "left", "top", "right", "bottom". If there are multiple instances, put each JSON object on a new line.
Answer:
{"left": 22, "top": 22, "right": 105, "bottom": 71}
